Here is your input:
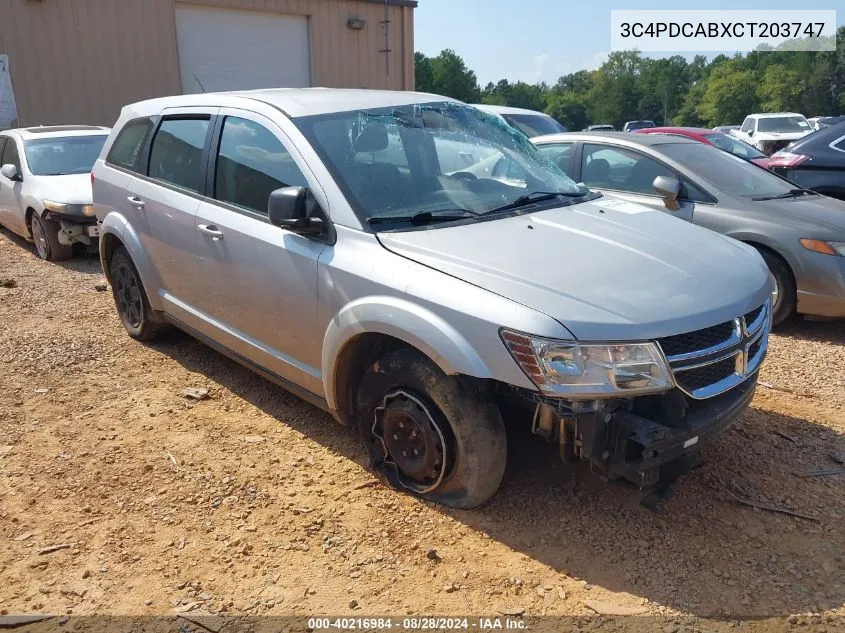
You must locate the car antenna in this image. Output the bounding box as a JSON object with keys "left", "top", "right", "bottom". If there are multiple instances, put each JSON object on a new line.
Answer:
{"left": 193, "top": 73, "right": 206, "bottom": 93}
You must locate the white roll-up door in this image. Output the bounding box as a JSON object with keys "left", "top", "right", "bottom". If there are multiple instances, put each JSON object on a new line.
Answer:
{"left": 174, "top": 5, "right": 311, "bottom": 94}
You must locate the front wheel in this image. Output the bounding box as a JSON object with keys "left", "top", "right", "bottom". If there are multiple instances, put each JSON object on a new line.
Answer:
{"left": 30, "top": 214, "right": 73, "bottom": 261}
{"left": 356, "top": 348, "right": 507, "bottom": 509}
{"left": 757, "top": 249, "right": 796, "bottom": 326}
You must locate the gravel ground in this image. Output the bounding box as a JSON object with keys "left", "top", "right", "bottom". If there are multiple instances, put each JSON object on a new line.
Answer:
{"left": 1, "top": 228, "right": 843, "bottom": 631}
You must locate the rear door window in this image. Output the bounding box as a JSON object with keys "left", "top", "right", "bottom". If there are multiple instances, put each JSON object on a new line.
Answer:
{"left": 213, "top": 116, "right": 308, "bottom": 216}
{"left": 536, "top": 142, "right": 574, "bottom": 177}
{"left": 106, "top": 117, "right": 156, "bottom": 172}
{"left": 148, "top": 117, "right": 210, "bottom": 193}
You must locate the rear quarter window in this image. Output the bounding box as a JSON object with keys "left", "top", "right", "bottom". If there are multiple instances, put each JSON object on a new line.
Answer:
{"left": 106, "top": 117, "right": 156, "bottom": 172}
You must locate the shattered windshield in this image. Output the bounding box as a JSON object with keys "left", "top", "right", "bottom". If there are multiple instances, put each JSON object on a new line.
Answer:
{"left": 293, "top": 102, "right": 583, "bottom": 226}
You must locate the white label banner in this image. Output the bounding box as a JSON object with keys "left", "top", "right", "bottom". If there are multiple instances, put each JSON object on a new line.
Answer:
{"left": 611, "top": 10, "right": 837, "bottom": 52}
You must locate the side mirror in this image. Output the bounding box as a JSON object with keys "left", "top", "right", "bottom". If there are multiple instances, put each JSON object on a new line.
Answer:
{"left": 267, "top": 186, "right": 328, "bottom": 238}
{"left": 747, "top": 129, "right": 755, "bottom": 137}
{"left": 653, "top": 175, "right": 681, "bottom": 211}
{"left": 1, "top": 164, "right": 20, "bottom": 181}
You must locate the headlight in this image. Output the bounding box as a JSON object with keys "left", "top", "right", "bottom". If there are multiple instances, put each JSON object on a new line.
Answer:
{"left": 800, "top": 239, "right": 845, "bottom": 257}
{"left": 43, "top": 200, "right": 96, "bottom": 217}
{"left": 501, "top": 329, "right": 673, "bottom": 398}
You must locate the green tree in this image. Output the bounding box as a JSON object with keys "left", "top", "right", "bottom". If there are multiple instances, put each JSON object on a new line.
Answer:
{"left": 428, "top": 49, "right": 480, "bottom": 102}
{"left": 758, "top": 64, "right": 804, "bottom": 112}
{"left": 696, "top": 62, "right": 758, "bottom": 126}
{"left": 414, "top": 52, "right": 433, "bottom": 93}
{"left": 544, "top": 91, "right": 589, "bottom": 130}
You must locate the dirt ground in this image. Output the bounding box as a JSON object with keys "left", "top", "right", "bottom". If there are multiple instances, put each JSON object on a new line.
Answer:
{"left": 1, "top": 228, "right": 844, "bottom": 631}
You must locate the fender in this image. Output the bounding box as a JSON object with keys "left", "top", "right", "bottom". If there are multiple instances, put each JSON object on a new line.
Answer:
{"left": 723, "top": 230, "right": 801, "bottom": 276}
{"left": 322, "top": 296, "right": 493, "bottom": 412}
{"left": 99, "top": 212, "right": 166, "bottom": 311}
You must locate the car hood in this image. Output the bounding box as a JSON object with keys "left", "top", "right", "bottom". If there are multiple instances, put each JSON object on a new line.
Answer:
{"left": 378, "top": 198, "right": 772, "bottom": 341}
{"left": 750, "top": 194, "right": 845, "bottom": 234}
{"left": 31, "top": 173, "right": 93, "bottom": 205}
{"left": 754, "top": 131, "right": 810, "bottom": 141}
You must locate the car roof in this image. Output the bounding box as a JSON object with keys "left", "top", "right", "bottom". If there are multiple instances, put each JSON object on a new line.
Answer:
{"left": 120, "top": 88, "right": 459, "bottom": 119}
{"left": 641, "top": 127, "right": 715, "bottom": 135}
{"left": 471, "top": 103, "right": 549, "bottom": 116}
{"left": 3, "top": 125, "right": 110, "bottom": 140}
{"left": 748, "top": 112, "right": 805, "bottom": 119}
{"left": 532, "top": 131, "right": 698, "bottom": 146}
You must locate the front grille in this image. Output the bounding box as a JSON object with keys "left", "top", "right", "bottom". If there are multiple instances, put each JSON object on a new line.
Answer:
{"left": 675, "top": 356, "right": 737, "bottom": 393}
{"left": 748, "top": 337, "right": 762, "bottom": 361}
{"left": 657, "top": 321, "right": 735, "bottom": 358}
{"left": 659, "top": 300, "right": 769, "bottom": 399}
{"left": 744, "top": 306, "right": 764, "bottom": 328}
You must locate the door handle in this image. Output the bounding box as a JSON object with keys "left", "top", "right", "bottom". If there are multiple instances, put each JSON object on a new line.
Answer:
{"left": 198, "top": 224, "right": 224, "bottom": 240}
{"left": 127, "top": 196, "right": 145, "bottom": 209}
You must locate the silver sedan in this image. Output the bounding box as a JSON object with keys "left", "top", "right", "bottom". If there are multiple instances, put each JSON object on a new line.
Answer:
{"left": 529, "top": 132, "right": 845, "bottom": 324}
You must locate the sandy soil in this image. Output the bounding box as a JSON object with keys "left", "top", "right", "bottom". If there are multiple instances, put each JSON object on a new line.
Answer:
{"left": 1, "top": 229, "right": 843, "bottom": 631}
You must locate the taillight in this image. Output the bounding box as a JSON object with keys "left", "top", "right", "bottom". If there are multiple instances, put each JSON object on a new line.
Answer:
{"left": 768, "top": 152, "right": 809, "bottom": 168}
{"left": 90, "top": 172, "right": 95, "bottom": 188}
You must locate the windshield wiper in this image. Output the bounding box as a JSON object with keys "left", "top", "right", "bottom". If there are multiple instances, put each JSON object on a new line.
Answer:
{"left": 367, "top": 208, "right": 480, "bottom": 226}
{"left": 483, "top": 190, "right": 587, "bottom": 216}
{"left": 752, "top": 188, "right": 817, "bottom": 201}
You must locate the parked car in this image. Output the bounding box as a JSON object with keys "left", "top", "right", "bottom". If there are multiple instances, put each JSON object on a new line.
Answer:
{"left": 0, "top": 125, "right": 109, "bottom": 260}
{"left": 94, "top": 89, "right": 772, "bottom": 508}
{"left": 812, "top": 115, "right": 845, "bottom": 130}
{"left": 634, "top": 127, "right": 772, "bottom": 168}
{"left": 471, "top": 104, "right": 567, "bottom": 138}
{"left": 768, "top": 121, "right": 845, "bottom": 200}
{"left": 530, "top": 132, "right": 845, "bottom": 324}
{"left": 585, "top": 124, "right": 615, "bottom": 132}
{"left": 732, "top": 113, "right": 813, "bottom": 156}
{"left": 712, "top": 125, "right": 740, "bottom": 134}
{"left": 622, "top": 120, "right": 655, "bottom": 132}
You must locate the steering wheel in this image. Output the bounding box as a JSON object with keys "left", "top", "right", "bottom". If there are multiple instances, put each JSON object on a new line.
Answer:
{"left": 450, "top": 171, "right": 478, "bottom": 182}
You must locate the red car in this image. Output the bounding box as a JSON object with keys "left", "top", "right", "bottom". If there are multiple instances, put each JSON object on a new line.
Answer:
{"left": 634, "top": 127, "right": 772, "bottom": 169}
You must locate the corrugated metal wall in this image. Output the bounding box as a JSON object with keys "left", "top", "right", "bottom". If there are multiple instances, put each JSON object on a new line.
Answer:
{"left": 0, "top": 0, "right": 415, "bottom": 127}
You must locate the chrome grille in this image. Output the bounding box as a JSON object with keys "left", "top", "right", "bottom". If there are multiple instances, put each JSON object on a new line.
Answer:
{"left": 658, "top": 299, "right": 770, "bottom": 400}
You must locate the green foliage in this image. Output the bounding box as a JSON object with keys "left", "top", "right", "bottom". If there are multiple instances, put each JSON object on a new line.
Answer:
{"left": 415, "top": 26, "right": 845, "bottom": 128}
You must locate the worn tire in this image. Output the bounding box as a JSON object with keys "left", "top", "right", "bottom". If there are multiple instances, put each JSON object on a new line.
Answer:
{"left": 108, "top": 246, "right": 168, "bottom": 341}
{"left": 30, "top": 214, "right": 73, "bottom": 261}
{"left": 757, "top": 248, "right": 796, "bottom": 326}
{"left": 356, "top": 348, "right": 507, "bottom": 509}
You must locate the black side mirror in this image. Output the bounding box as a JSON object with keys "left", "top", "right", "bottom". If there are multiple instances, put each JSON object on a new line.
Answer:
{"left": 748, "top": 129, "right": 755, "bottom": 137}
{"left": 653, "top": 175, "right": 681, "bottom": 211}
{"left": 267, "top": 186, "right": 330, "bottom": 239}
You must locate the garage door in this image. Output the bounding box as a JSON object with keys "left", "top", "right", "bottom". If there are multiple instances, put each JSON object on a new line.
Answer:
{"left": 174, "top": 5, "right": 311, "bottom": 94}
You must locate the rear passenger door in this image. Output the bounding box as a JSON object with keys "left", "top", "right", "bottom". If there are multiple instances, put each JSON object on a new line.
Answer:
{"left": 192, "top": 109, "right": 326, "bottom": 394}
{"left": 128, "top": 107, "right": 217, "bottom": 314}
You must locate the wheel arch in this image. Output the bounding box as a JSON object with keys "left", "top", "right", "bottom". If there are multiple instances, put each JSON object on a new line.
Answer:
{"left": 323, "top": 297, "right": 495, "bottom": 422}
{"left": 98, "top": 213, "right": 164, "bottom": 311}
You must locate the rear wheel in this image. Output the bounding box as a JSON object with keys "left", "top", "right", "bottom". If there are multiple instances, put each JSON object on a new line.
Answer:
{"left": 108, "top": 246, "right": 168, "bottom": 341}
{"left": 757, "top": 248, "right": 795, "bottom": 326}
{"left": 30, "top": 214, "right": 73, "bottom": 261}
{"left": 356, "top": 348, "right": 507, "bottom": 509}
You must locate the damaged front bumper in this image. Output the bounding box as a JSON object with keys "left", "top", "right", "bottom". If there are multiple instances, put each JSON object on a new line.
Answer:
{"left": 506, "top": 373, "right": 757, "bottom": 490}
{"left": 45, "top": 212, "right": 100, "bottom": 247}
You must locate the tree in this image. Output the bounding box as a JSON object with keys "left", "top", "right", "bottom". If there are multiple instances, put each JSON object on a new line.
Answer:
{"left": 758, "top": 64, "right": 804, "bottom": 112}
{"left": 428, "top": 49, "right": 480, "bottom": 102}
{"left": 544, "top": 91, "right": 589, "bottom": 130}
{"left": 696, "top": 62, "right": 758, "bottom": 126}
{"left": 414, "top": 52, "right": 433, "bottom": 93}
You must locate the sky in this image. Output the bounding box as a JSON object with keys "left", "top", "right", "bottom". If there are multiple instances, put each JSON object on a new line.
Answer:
{"left": 414, "top": 0, "right": 844, "bottom": 86}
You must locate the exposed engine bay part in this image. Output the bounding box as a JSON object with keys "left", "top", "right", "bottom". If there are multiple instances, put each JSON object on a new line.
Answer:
{"left": 523, "top": 375, "right": 757, "bottom": 491}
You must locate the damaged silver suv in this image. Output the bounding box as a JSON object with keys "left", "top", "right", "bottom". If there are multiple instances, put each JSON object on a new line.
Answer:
{"left": 93, "top": 89, "right": 772, "bottom": 508}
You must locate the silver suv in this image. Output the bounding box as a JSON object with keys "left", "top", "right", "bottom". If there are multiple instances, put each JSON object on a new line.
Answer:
{"left": 93, "top": 89, "right": 772, "bottom": 508}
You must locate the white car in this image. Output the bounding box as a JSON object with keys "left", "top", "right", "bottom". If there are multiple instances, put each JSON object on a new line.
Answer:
{"left": 731, "top": 113, "right": 812, "bottom": 156}
{"left": 0, "top": 125, "right": 109, "bottom": 260}
{"left": 471, "top": 104, "right": 567, "bottom": 138}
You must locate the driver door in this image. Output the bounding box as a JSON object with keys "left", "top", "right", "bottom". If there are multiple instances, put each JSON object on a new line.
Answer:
{"left": 578, "top": 143, "right": 698, "bottom": 222}
{"left": 0, "top": 136, "right": 27, "bottom": 236}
